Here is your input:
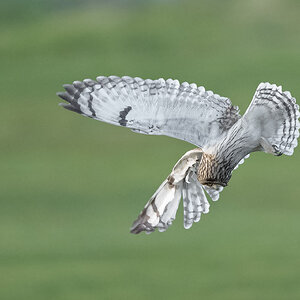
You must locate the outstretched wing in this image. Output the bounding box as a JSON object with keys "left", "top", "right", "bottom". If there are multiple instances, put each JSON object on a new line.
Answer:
{"left": 57, "top": 76, "right": 240, "bottom": 148}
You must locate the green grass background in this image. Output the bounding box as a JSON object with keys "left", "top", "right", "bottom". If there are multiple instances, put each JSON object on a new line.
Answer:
{"left": 1, "top": 0, "right": 300, "bottom": 299}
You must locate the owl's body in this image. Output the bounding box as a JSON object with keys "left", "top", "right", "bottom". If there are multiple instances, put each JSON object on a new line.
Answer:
{"left": 57, "top": 76, "right": 299, "bottom": 234}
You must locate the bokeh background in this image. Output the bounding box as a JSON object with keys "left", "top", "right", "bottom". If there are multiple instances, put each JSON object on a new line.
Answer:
{"left": 1, "top": 0, "right": 300, "bottom": 299}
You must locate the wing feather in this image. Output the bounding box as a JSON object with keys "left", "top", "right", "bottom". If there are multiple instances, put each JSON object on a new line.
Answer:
{"left": 182, "top": 171, "right": 210, "bottom": 229}
{"left": 58, "top": 76, "right": 240, "bottom": 148}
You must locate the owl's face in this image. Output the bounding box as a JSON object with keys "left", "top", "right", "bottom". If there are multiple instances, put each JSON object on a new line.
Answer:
{"left": 200, "top": 180, "right": 227, "bottom": 189}
{"left": 197, "top": 153, "right": 232, "bottom": 188}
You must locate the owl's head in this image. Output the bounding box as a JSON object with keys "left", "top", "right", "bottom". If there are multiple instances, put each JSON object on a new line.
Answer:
{"left": 197, "top": 153, "right": 232, "bottom": 188}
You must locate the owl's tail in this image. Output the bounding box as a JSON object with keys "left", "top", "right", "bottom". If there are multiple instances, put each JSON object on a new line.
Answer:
{"left": 244, "top": 82, "right": 299, "bottom": 156}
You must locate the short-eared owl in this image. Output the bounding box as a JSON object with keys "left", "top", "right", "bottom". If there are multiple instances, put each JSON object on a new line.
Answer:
{"left": 57, "top": 76, "right": 299, "bottom": 234}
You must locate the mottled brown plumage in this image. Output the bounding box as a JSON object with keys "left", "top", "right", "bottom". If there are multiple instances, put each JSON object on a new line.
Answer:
{"left": 197, "top": 153, "right": 230, "bottom": 187}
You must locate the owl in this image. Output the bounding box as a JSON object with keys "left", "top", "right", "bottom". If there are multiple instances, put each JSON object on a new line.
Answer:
{"left": 57, "top": 76, "right": 299, "bottom": 234}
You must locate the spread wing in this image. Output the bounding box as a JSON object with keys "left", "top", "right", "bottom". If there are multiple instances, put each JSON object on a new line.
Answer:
{"left": 57, "top": 76, "right": 241, "bottom": 148}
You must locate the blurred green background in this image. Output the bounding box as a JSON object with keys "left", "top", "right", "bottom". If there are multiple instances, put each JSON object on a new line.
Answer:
{"left": 1, "top": 0, "right": 300, "bottom": 299}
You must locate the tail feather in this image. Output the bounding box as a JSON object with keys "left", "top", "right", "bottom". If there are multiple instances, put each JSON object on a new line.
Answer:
{"left": 245, "top": 82, "right": 300, "bottom": 156}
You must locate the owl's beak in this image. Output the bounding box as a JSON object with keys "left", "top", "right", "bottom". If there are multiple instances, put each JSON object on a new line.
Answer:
{"left": 200, "top": 180, "right": 227, "bottom": 188}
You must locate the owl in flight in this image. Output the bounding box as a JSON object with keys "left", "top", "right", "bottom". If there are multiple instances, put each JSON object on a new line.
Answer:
{"left": 57, "top": 76, "right": 299, "bottom": 234}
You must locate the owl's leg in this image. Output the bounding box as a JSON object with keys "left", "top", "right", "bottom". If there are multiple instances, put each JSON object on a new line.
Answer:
{"left": 260, "top": 137, "right": 282, "bottom": 156}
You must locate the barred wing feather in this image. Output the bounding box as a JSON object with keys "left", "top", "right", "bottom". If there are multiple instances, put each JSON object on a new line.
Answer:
{"left": 182, "top": 170, "right": 210, "bottom": 229}
{"left": 58, "top": 76, "right": 240, "bottom": 148}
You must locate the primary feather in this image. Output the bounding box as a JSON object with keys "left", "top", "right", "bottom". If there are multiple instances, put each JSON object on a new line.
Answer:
{"left": 58, "top": 76, "right": 240, "bottom": 148}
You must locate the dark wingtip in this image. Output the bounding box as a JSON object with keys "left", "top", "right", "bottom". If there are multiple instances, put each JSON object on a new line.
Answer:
{"left": 63, "top": 84, "right": 76, "bottom": 95}
{"left": 59, "top": 103, "right": 81, "bottom": 114}
{"left": 130, "top": 217, "right": 155, "bottom": 235}
{"left": 130, "top": 226, "right": 143, "bottom": 234}
{"left": 57, "top": 91, "right": 72, "bottom": 103}
{"left": 130, "top": 219, "right": 144, "bottom": 234}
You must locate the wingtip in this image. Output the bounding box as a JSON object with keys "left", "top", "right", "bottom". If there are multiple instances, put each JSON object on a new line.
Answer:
{"left": 56, "top": 91, "right": 72, "bottom": 102}
{"left": 130, "top": 224, "right": 154, "bottom": 235}
{"left": 183, "top": 222, "right": 193, "bottom": 230}
{"left": 130, "top": 218, "right": 146, "bottom": 234}
{"left": 59, "top": 102, "right": 82, "bottom": 113}
{"left": 130, "top": 216, "right": 155, "bottom": 234}
{"left": 63, "top": 84, "right": 76, "bottom": 95}
{"left": 56, "top": 91, "right": 64, "bottom": 98}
